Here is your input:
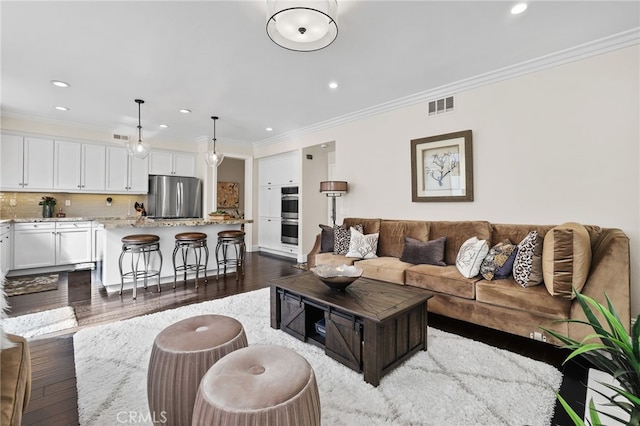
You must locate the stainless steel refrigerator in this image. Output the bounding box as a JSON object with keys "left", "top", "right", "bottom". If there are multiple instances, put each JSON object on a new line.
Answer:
{"left": 147, "top": 175, "right": 202, "bottom": 218}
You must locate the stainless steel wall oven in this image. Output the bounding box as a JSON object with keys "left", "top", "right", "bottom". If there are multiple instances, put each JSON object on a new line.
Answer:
{"left": 281, "top": 186, "right": 299, "bottom": 245}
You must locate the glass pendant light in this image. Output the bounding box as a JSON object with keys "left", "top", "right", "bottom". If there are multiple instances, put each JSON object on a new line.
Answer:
{"left": 126, "top": 99, "right": 150, "bottom": 159}
{"left": 205, "top": 116, "right": 224, "bottom": 167}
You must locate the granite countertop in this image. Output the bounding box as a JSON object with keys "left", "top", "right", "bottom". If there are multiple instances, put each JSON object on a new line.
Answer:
{"left": 0, "top": 217, "right": 252, "bottom": 228}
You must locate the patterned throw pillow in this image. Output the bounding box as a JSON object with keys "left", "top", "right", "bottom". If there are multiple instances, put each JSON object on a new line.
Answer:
{"left": 494, "top": 247, "right": 518, "bottom": 279}
{"left": 346, "top": 227, "right": 379, "bottom": 259}
{"left": 512, "top": 231, "right": 544, "bottom": 287}
{"left": 455, "top": 236, "right": 489, "bottom": 278}
{"left": 334, "top": 223, "right": 363, "bottom": 255}
{"left": 480, "top": 240, "right": 517, "bottom": 280}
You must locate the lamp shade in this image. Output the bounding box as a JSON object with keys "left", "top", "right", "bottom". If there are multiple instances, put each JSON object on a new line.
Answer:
{"left": 266, "top": 0, "right": 338, "bottom": 52}
{"left": 320, "top": 181, "right": 347, "bottom": 194}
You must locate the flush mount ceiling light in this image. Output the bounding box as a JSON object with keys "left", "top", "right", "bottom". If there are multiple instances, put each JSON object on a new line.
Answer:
{"left": 511, "top": 3, "right": 528, "bottom": 14}
{"left": 51, "top": 80, "right": 70, "bottom": 88}
{"left": 54, "top": 106, "right": 69, "bottom": 111}
{"left": 266, "top": 0, "right": 338, "bottom": 52}
{"left": 126, "top": 99, "right": 150, "bottom": 159}
{"left": 205, "top": 116, "right": 224, "bottom": 167}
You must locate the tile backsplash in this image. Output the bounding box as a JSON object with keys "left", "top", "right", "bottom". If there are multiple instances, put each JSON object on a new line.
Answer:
{"left": 0, "top": 192, "right": 148, "bottom": 219}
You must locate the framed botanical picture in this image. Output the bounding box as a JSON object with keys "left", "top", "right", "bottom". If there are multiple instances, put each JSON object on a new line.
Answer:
{"left": 411, "top": 130, "right": 473, "bottom": 202}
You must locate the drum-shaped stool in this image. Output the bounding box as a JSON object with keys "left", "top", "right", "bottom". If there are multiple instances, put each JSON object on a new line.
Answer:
{"left": 215, "top": 230, "right": 246, "bottom": 281}
{"left": 192, "top": 345, "right": 321, "bottom": 426}
{"left": 118, "top": 234, "right": 162, "bottom": 300}
{"left": 172, "top": 232, "right": 209, "bottom": 289}
{"left": 147, "top": 315, "right": 248, "bottom": 426}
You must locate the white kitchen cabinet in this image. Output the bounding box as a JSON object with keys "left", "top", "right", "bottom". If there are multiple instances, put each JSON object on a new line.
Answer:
{"left": 13, "top": 221, "right": 92, "bottom": 270}
{"left": 258, "top": 152, "right": 298, "bottom": 186}
{"left": 54, "top": 140, "right": 106, "bottom": 192}
{"left": 106, "top": 146, "right": 149, "bottom": 193}
{"left": 149, "top": 150, "right": 196, "bottom": 177}
{"left": 56, "top": 221, "right": 92, "bottom": 264}
{"left": 92, "top": 222, "right": 105, "bottom": 262}
{"left": 0, "top": 223, "right": 12, "bottom": 274}
{"left": 13, "top": 223, "right": 56, "bottom": 269}
{"left": 258, "top": 217, "right": 282, "bottom": 251}
{"left": 258, "top": 186, "right": 281, "bottom": 218}
{"left": 0, "top": 134, "right": 54, "bottom": 191}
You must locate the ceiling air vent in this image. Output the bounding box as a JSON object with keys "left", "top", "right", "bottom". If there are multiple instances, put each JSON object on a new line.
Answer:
{"left": 428, "top": 96, "right": 454, "bottom": 116}
{"left": 112, "top": 133, "right": 130, "bottom": 142}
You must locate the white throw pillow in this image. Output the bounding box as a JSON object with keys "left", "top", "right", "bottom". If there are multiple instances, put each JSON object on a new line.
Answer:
{"left": 346, "top": 227, "right": 379, "bottom": 259}
{"left": 455, "top": 236, "right": 489, "bottom": 278}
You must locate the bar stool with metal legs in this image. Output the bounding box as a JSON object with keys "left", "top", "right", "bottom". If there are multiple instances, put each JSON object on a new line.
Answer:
{"left": 172, "top": 232, "right": 209, "bottom": 289}
{"left": 119, "top": 234, "right": 163, "bottom": 300}
{"left": 215, "top": 230, "right": 246, "bottom": 281}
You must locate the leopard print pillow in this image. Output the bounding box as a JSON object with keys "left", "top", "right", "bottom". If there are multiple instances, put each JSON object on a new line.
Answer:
{"left": 334, "top": 223, "right": 363, "bottom": 255}
{"left": 512, "top": 231, "right": 544, "bottom": 287}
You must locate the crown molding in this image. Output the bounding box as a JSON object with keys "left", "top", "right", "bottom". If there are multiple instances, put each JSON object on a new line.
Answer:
{"left": 254, "top": 27, "right": 640, "bottom": 147}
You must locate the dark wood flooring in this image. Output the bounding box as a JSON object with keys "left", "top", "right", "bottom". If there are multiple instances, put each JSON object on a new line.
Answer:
{"left": 6, "top": 253, "right": 587, "bottom": 426}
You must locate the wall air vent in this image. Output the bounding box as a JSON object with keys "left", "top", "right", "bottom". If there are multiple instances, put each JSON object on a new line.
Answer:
{"left": 112, "top": 133, "right": 130, "bottom": 142}
{"left": 428, "top": 96, "right": 454, "bottom": 116}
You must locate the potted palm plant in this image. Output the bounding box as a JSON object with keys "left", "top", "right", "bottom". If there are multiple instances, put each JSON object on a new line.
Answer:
{"left": 543, "top": 291, "right": 640, "bottom": 425}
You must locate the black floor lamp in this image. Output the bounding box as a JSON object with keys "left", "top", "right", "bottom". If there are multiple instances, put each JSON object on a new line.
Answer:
{"left": 320, "top": 181, "right": 348, "bottom": 226}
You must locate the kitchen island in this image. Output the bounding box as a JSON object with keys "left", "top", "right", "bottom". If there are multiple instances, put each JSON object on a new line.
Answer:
{"left": 96, "top": 217, "right": 252, "bottom": 294}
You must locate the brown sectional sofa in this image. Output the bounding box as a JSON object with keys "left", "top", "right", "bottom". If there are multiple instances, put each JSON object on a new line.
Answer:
{"left": 306, "top": 218, "right": 630, "bottom": 346}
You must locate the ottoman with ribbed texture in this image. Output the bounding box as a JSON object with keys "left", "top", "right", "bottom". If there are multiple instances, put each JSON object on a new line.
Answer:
{"left": 192, "top": 345, "right": 321, "bottom": 426}
{"left": 147, "top": 315, "right": 248, "bottom": 426}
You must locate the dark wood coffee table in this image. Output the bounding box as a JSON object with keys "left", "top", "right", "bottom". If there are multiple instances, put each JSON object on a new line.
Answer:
{"left": 270, "top": 272, "right": 432, "bottom": 386}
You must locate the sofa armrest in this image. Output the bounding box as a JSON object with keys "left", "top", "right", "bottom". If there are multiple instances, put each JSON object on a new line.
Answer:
{"left": 1, "top": 333, "right": 31, "bottom": 426}
{"left": 568, "top": 228, "right": 630, "bottom": 341}
{"left": 306, "top": 233, "right": 322, "bottom": 269}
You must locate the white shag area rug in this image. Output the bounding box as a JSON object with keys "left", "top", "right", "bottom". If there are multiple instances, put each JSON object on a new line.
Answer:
{"left": 74, "top": 288, "right": 562, "bottom": 426}
{"left": 3, "top": 306, "right": 78, "bottom": 339}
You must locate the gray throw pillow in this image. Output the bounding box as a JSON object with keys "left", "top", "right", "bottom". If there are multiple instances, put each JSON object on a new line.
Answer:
{"left": 400, "top": 237, "right": 447, "bottom": 266}
{"left": 319, "top": 224, "right": 334, "bottom": 253}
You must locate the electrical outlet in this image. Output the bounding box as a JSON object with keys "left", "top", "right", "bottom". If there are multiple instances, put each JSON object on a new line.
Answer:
{"left": 9, "top": 199, "right": 16, "bottom": 207}
{"left": 65, "top": 200, "right": 71, "bottom": 207}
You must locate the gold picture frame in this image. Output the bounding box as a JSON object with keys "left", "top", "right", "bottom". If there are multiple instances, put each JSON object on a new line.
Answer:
{"left": 411, "top": 130, "right": 473, "bottom": 202}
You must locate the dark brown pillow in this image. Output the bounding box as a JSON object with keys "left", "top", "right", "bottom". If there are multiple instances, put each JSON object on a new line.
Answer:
{"left": 319, "top": 224, "right": 334, "bottom": 253}
{"left": 400, "top": 237, "right": 447, "bottom": 266}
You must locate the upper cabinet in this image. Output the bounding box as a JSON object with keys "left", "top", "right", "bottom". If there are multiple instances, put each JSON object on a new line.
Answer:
{"left": 258, "top": 151, "right": 298, "bottom": 186}
{"left": 0, "top": 134, "right": 54, "bottom": 191}
{"left": 54, "top": 140, "right": 106, "bottom": 192}
{"left": 105, "top": 146, "right": 149, "bottom": 193}
{"left": 149, "top": 150, "right": 196, "bottom": 177}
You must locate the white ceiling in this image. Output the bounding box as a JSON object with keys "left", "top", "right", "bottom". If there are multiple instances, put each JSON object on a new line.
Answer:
{"left": 1, "top": 1, "right": 639, "bottom": 147}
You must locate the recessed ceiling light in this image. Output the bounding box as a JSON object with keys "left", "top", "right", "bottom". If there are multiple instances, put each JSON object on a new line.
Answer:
{"left": 51, "top": 80, "right": 70, "bottom": 88}
{"left": 511, "top": 3, "right": 527, "bottom": 14}
{"left": 159, "top": 124, "right": 169, "bottom": 128}
{"left": 54, "top": 106, "right": 69, "bottom": 111}
{"left": 266, "top": 127, "right": 273, "bottom": 132}
{"left": 179, "top": 109, "right": 191, "bottom": 114}
{"left": 328, "top": 81, "right": 338, "bottom": 90}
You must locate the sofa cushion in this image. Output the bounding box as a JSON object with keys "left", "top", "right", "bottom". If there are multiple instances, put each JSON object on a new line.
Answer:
{"left": 429, "top": 221, "right": 492, "bottom": 265}
{"left": 346, "top": 227, "right": 379, "bottom": 259}
{"left": 455, "top": 237, "right": 489, "bottom": 278}
{"left": 405, "top": 265, "right": 479, "bottom": 299}
{"left": 315, "top": 253, "right": 358, "bottom": 267}
{"left": 542, "top": 222, "right": 592, "bottom": 299}
{"left": 480, "top": 240, "right": 517, "bottom": 280}
{"left": 400, "top": 237, "right": 446, "bottom": 266}
{"left": 378, "top": 220, "right": 429, "bottom": 258}
{"left": 354, "top": 257, "right": 412, "bottom": 285}
{"left": 334, "top": 224, "right": 363, "bottom": 255}
{"left": 342, "top": 218, "right": 381, "bottom": 236}
{"left": 513, "top": 231, "right": 544, "bottom": 287}
{"left": 475, "top": 278, "right": 572, "bottom": 319}
{"left": 319, "top": 224, "right": 334, "bottom": 253}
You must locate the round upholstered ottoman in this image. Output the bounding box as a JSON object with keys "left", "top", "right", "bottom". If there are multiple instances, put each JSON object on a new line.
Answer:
{"left": 147, "top": 315, "right": 248, "bottom": 426}
{"left": 192, "top": 345, "right": 321, "bottom": 426}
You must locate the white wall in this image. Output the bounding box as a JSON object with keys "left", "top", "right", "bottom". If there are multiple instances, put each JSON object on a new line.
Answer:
{"left": 267, "top": 46, "right": 640, "bottom": 316}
